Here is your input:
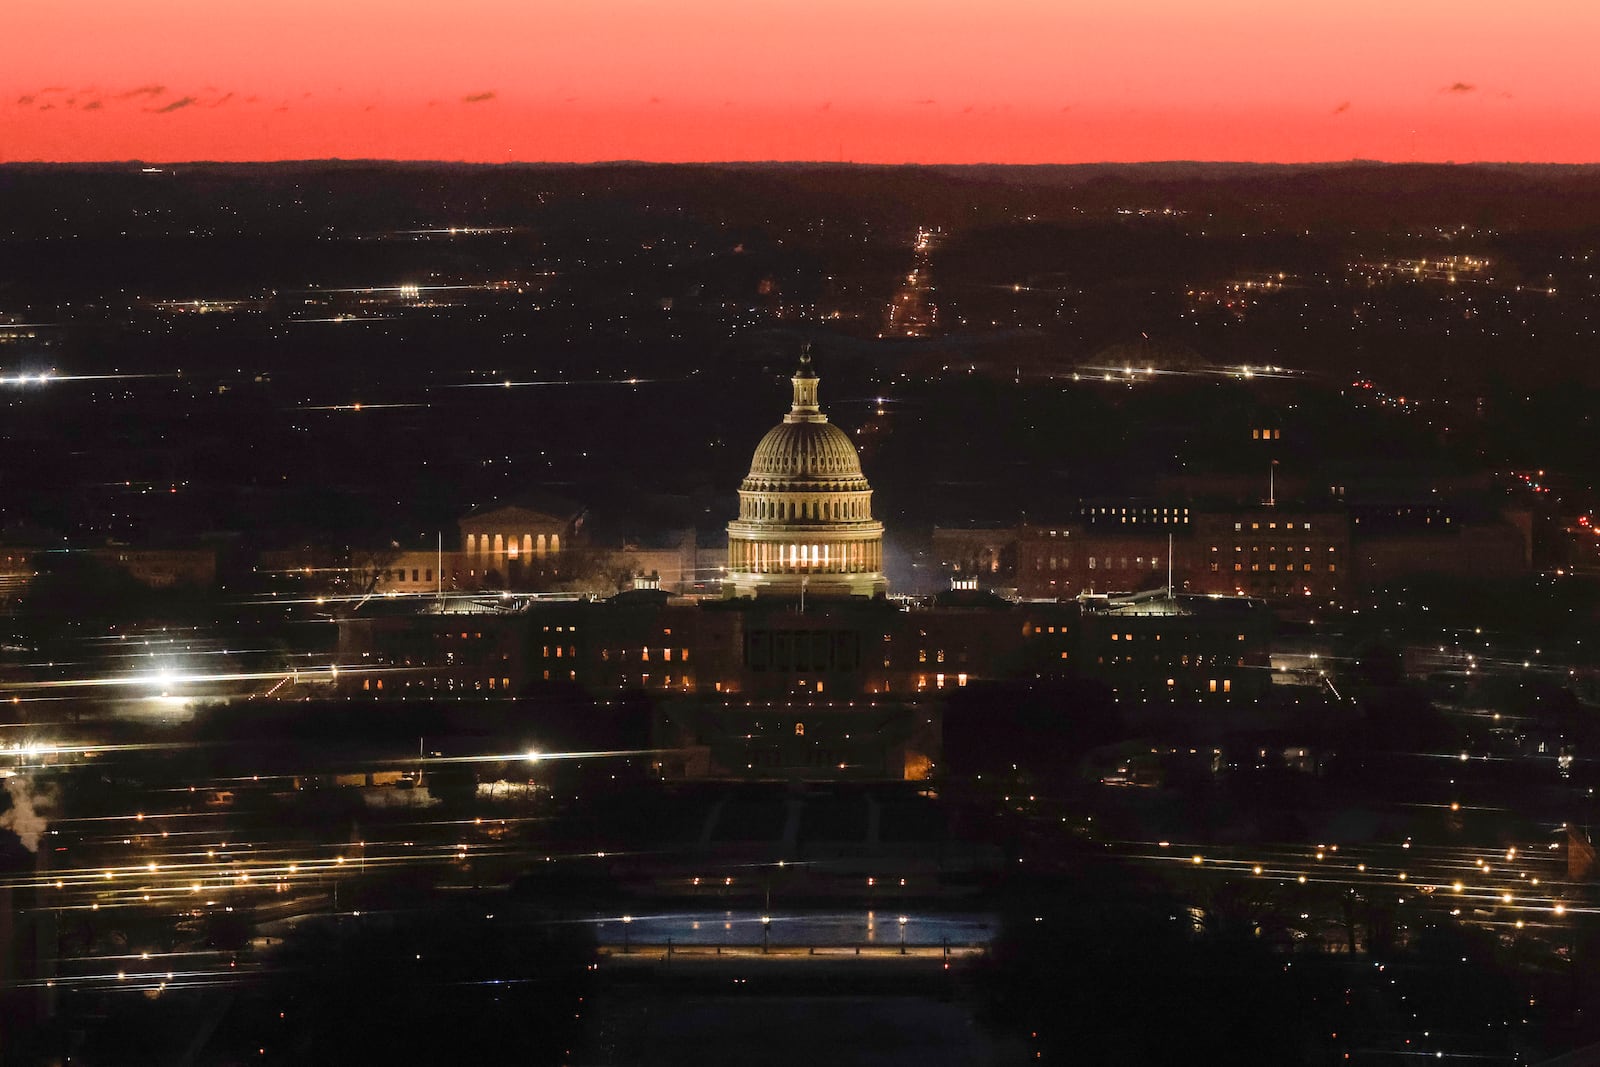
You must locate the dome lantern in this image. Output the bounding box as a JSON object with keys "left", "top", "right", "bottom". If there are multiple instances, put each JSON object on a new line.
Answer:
{"left": 789, "top": 343, "right": 821, "bottom": 418}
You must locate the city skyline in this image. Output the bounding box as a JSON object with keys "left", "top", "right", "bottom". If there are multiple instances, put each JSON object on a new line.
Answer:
{"left": 7, "top": 0, "right": 1600, "bottom": 164}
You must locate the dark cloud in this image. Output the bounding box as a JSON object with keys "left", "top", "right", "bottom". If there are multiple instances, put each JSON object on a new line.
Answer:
{"left": 1443, "top": 82, "right": 1476, "bottom": 94}
{"left": 914, "top": 98, "right": 936, "bottom": 105}
{"left": 117, "top": 84, "right": 166, "bottom": 99}
{"left": 37, "top": 103, "right": 55, "bottom": 111}
{"left": 463, "top": 91, "right": 496, "bottom": 103}
{"left": 150, "top": 96, "right": 198, "bottom": 113}
{"left": 81, "top": 100, "right": 103, "bottom": 111}
{"left": 209, "top": 92, "right": 235, "bottom": 108}
{"left": 1332, "top": 101, "right": 1350, "bottom": 114}
{"left": 562, "top": 96, "right": 578, "bottom": 104}
{"left": 16, "top": 95, "right": 33, "bottom": 106}
{"left": 38, "top": 86, "right": 66, "bottom": 94}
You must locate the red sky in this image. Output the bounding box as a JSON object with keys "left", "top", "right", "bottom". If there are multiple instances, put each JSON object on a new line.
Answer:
{"left": 6, "top": 0, "right": 1600, "bottom": 163}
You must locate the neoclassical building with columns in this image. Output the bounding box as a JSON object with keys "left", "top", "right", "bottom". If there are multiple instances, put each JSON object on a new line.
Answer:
{"left": 459, "top": 504, "right": 582, "bottom": 572}
{"left": 724, "top": 350, "right": 888, "bottom": 599}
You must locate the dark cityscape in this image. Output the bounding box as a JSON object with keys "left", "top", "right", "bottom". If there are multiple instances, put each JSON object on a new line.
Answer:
{"left": 8, "top": 152, "right": 1600, "bottom": 1064}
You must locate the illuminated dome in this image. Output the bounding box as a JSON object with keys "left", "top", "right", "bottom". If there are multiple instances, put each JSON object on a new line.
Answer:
{"left": 725, "top": 349, "right": 887, "bottom": 598}
{"left": 747, "top": 421, "right": 865, "bottom": 480}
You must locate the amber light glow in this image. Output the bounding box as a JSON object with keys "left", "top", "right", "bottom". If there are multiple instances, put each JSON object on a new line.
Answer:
{"left": 6, "top": 0, "right": 1600, "bottom": 163}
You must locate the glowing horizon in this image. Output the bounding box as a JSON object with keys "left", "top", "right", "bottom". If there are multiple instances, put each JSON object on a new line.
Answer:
{"left": 7, "top": 0, "right": 1600, "bottom": 165}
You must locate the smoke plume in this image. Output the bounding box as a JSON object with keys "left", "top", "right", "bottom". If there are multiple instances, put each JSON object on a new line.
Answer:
{"left": 1, "top": 773, "right": 56, "bottom": 853}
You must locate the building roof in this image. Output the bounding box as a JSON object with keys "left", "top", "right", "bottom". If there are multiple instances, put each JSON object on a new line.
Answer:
{"left": 458, "top": 500, "right": 585, "bottom": 530}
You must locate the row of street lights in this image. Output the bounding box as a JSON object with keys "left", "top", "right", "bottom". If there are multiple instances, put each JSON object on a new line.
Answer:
{"left": 618, "top": 913, "right": 911, "bottom": 954}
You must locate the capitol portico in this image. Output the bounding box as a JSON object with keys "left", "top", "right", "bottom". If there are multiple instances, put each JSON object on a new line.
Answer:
{"left": 724, "top": 350, "right": 887, "bottom": 599}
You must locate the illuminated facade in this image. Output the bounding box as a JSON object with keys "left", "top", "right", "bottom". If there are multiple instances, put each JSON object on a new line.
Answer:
{"left": 458, "top": 504, "right": 582, "bottom": 577}
{"left": 724, "top": 350, "right": 887, "bottom": 599}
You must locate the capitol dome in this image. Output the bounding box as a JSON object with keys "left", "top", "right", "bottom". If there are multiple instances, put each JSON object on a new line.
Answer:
{"left": 724, "top": 349, "right": 887, "bottom": 598}
{"left": 746, "top": 420, "right": 864, "bottom": 480}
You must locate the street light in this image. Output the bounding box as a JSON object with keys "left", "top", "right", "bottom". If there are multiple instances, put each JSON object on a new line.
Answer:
{"left": 898, "top": 915, "right": 908, "bottom": 955}
{"left": 762, "top": 915, "right": 771, "bottom": 954}
{"left": 622, "top": 915, "right": 632, "bottom": 954}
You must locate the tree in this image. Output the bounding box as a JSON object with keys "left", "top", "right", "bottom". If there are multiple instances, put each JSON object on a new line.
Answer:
{"left": 346, "top": 542, "right": 403, "bottom": 595}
